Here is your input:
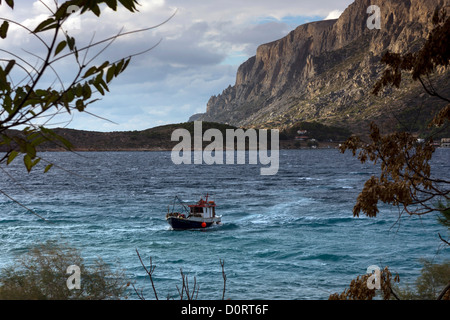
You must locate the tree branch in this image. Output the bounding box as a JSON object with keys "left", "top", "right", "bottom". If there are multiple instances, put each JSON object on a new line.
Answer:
{"left": 220, "top": 259, "right": 227, "bottom": 300}
{"left": 438, "top": 233, "right": 450, "bottom": 246}
{"left": 135, "top": 249, "right": 158, "bottom": 300}
{"left": 437, "top": 281, "right": 450, "bottom": 300}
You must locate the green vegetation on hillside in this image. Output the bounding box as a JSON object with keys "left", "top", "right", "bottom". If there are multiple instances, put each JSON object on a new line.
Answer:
{"left": 280, "top": 121, "right": 352, "bottom": 142}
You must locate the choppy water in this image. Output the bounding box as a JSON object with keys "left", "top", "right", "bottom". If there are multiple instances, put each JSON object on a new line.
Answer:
{"left": 0, "top": 149, "right": 448, "bottom": 299}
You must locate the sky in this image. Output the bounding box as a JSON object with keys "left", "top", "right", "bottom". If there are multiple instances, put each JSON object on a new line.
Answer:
{"left": 0, "top": 0, "right": 354, "bottom": 132}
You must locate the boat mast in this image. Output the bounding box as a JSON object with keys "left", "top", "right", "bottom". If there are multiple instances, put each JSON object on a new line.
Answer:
{"left": 173, "top": 195, "right": 189, "bottom": 214}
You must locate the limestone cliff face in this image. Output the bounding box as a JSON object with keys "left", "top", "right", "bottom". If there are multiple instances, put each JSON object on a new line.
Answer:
{"left": 196, "top": 0, "right": 449, "bottom": 131}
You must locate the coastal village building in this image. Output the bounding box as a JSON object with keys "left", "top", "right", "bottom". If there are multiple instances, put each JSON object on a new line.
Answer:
{"left": 441, "top": 138, "right": 450, "bottom": 148}
{"left": 295, "top": 130, "right": 309, "bottom": 141}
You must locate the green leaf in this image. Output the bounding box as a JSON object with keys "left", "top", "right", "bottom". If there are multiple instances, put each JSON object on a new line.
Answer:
{"left": 104, "top": 0, "right": 118, "bottom": 11}
{"left": 0, "top": 134, "right": 11, "bottom": 146}
{"left": 114, "top": 59, "right": 125, "bottom": 76}
{"left": 93, "top": 82, "right": 105, "bottom": 95}
{"left": 75, "top": 99, "right": 85, "bottom": 111}
{"left": 32, "top": 158, "right": 41, "bottom": 168}
{"left": 54, "top": 2, "right": 78, "bottom": 20}
{"left": 44, "top": 163, "right": 53, "bottom": 173}
{"left": 25, "top": 143, "right": 36, "bottom": 159}
{"left": 5, "top": 0, "right": 14, "bottom": 9}
{"left": 74, "top": 83, "right": 83, "bottom": 97}
{"left": 40, "top": 127, "right": 73, "bottom": 150}
{"left": 0, "top": 68, "right": 7, "bottom": 91}
{"left": 106, "top": 64, "right": 115, "bottom": 83}
{"left": 4, "top": 59, "right": 15, "bottom": 75}
{"left": 122, "top": 58, "right": 131, "bottom": 72}
{"left": 35, "top": 89, "right": 48, "bottom": 97}
{"left": 83, "top": 66, "right": 98, "bottom": 78}
{"left": 34, "top": 18, "right": 56, "bottom": 33}
{"left": 97, "top": 61, "right": 110, "bottom": 71}
{"left": 3, "top": 95, "right": 12, "bottom": 114}
{"left": 82, "top": 83, "right": 92, "bottom": 99}
{"left": 23, "top": 154, "right": 32, "bottom": 172}
{"left": 7, "top": 150, "right": 18, "bottom": 165}
{"left": 0, "top": 20, "right": 9, "bottom": 39}
{"left": 66, "top": 35, "right": 75, "bottom": 50}
{"left": 98, "top": 77, "right": 109, "bottom": 92}
{"left": 57, "top": 135, "right": 72, "bottom": 150}
{"left": 65, "top": 87, "right": 74, "bottom": 102}
{"left": 29, "top": 134, "right": 45, "bottom": 147}
{"left": 54, "top": 40, "right": 67, "bottom": 56}
{"left": 118, "top": 0, "right": 139, "bottom": 12}
{"left": 91, "top": 4, "right": 101, "bottom": 17}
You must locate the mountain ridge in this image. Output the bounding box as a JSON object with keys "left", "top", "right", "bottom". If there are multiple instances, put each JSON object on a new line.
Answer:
{"left": 193, "top": 0, "right": 450, "bottom": 135}
{"left": 1, "top": 121, "right": 354, "bottom": 152}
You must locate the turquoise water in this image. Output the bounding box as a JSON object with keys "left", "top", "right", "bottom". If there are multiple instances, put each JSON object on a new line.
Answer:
{"left": 0, "top": 149, "right": 448, "bottom": 299}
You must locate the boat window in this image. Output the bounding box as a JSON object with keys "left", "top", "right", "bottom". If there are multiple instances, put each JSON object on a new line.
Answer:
{"left": 190, "top": 206, "right": 203, "bottom": 214}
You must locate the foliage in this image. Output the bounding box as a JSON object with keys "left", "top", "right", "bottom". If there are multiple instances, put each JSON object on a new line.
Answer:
{"left": 437, "top": 200, "right": 450, "bottom": 229}
{"left": 414, "top": 260, "right": 450, "bottom": 300}
{"left": 330, "top": 261, "right": 450, "bottom": 300}
{"left": 0, "top": 0, "right": 174, "bottom": 176}
{"left": 414, "top": 259, "right": 449, "bottom": 300}
{"left": 329, "top": 266, "right": 400, "bottom": 300}
{"left": 0, "top": 0, "right": 142, "bottom": 173}
{"left": 372, "top": 8, "right": 450, "bottom": 108}
{"left": 333, "top": 6, "right": 450, "bottom": 301}
{"left": 392, "top": 103, "right": 450, "bottom": 140}
{"left": 0, "top": 0, "right": 174, "bottom": 218}
{"left": 393, "top": 259, "right": 450, "bottom": 300}
{"left": 340, "top": 7, "right": 449, "bottom": 217}
{"left": 0, "top": 241, "right": 128, "bottom": 300}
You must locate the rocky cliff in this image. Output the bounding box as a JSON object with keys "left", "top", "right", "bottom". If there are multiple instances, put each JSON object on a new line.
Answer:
{"left": 195, "top": 0, "right": 449, "bottom": 134}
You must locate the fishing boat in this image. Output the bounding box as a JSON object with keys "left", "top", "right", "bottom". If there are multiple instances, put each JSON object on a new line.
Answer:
{"left": 166, "top": 194, "right": 222, "bottom": 230}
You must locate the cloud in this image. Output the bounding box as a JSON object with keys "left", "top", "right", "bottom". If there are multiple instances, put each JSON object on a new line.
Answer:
{"left": 1, "top": 0, "right": 354, "bottom": 131}
{"left": 324, "top": 9, "right": 344, "bottom": 20}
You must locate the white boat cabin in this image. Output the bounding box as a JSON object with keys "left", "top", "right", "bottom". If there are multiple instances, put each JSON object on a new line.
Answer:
{"left": 188, "top": 200, "right": 216, "bottom": 218}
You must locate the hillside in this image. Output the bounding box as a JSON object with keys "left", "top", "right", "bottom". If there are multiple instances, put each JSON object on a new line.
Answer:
{"left": 0, "top": 121, "right": 353, "bottom": 152}
{"left": 193, "top": 0, "right": 450, "bottom": 136}
{"left": 37, "top": 122, "right": 240, "bottom": 151}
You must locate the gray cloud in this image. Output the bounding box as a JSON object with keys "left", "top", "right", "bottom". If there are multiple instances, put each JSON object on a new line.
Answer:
{"left": 1, "top": 0, "right": 354, "bottom": 131}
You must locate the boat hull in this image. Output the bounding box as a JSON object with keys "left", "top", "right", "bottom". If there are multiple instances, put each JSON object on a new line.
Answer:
{"left": 167, "top": 217, "right": 221, "bottom": 230}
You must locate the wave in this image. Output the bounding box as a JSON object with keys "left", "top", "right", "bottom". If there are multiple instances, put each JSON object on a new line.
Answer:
{"left": 217, "top": 222, "right": 239, "bottom": 231}
{"left": 0, "top": 219, "right": 21, "bottom": 224}
{"left": 298, "top": 177, "right": 323, "bottom": 181}
{"left": 232, "top": 209, "right": 357, "bottom": 230}
{"left": 302, "top": 253, "right": 353, "bottom": 262}
{"left": 254, "top": 249, "right": 279, "bottom": 258}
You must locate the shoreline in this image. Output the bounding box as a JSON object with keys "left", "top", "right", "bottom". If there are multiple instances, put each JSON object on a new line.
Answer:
{"left": 34, "top": 141, "right": 343, "bottom": 152}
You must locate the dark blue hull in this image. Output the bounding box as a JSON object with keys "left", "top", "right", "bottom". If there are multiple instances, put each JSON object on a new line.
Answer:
{"left": 167, "top": 217, "right": 213, "bottom": 230}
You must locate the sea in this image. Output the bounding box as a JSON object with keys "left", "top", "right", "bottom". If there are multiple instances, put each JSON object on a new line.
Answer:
{"left": 0, "top": 148, "right": 448, "bottom": 300}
